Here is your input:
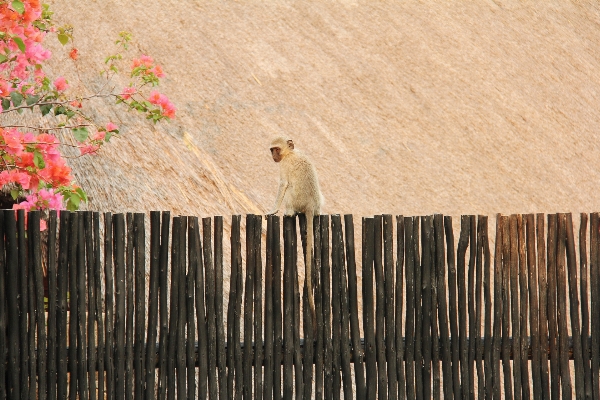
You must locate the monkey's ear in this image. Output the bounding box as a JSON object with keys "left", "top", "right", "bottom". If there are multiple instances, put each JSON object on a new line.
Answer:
{"left": 287, "top": 139, "right": 294, "bottom": 150}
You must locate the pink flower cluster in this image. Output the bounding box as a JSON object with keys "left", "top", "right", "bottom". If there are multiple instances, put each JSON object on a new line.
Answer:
{"left": 0, "top": 0, "right": 51, "bottom": 90}
{"left": 149, "top": 90, "right": 176, "bottom": 118}
{"left": 0, "top": 128, "right": 73, "bottom": 189}
{"left": 13, "top": 188, "right": 64, "bottom": 230}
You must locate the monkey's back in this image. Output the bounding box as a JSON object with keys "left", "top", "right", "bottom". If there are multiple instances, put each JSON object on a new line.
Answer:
{"left": 282, "top": 151, "right": 321, "bottom": 214}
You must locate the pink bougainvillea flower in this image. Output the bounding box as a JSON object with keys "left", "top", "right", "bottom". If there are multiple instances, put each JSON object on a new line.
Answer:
{"left": 79, "top": 144, "right": 100, "bottom": 156}
{"left": 151, "top": 65, "right": 164, "bottom": 78}
{"left": 0, "top": 79, "right": 11, "bottom": 96}
{"left": 11, "top": 171, "right": 31, "bottom": 190}
{"left": 140, "top": 54, "right": 153, "bottom": 66}
{"left": 120, "top": 86, "right": 135, "bottom": 99}
{"left": 106, "top": 122, "right": 118, "bottom": 132}
{"left": 53, "top": 76, "right": 68, "bottom": 91}
{"left": 148, "top": 90, "right": 161, "bottom": 105}
{"left": 69, "top": 48, "right": 78, "bottom": 60}
{"left": 92, "top": 130, "right": 106, "bottom": 141}
{"left": 162, "top": 102, "right": 176, "bottom": 119}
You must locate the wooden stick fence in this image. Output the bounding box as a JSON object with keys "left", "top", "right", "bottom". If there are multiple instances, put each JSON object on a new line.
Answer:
{"left": 1, "top": 210, "right": 600, "bottom": 399}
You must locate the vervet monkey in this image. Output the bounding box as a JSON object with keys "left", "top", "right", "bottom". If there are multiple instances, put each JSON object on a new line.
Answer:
{"left": 267, "top": 137, "right": 322, "bottom": 331}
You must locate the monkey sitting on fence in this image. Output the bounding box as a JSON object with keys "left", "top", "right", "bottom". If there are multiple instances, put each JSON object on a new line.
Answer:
{"left": 267, "top": 137, "right": 322, "bottom": 332}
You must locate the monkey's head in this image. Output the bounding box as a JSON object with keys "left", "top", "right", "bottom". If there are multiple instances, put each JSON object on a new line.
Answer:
{"left": 269, "top": 137, "right": 294, "bottom": 163}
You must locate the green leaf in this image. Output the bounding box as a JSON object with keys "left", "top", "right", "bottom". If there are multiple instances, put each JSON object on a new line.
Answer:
{"left": 68, "top": 193, "right": 80, "bottom": 210}
{"left": 75, "top": 187, "right": 88, "bottom": 202}
{"left": 2, "top": 98, "right": 10, "bottom": 111}
{"left": 72, "top": 127, "right": 89, "bottom": 142}
{"left": 33, "top": 150, "right": 45, "bottom": 169}
{"left": 104, "top": 131, "right": 113, "bottom": 142}
{"left": 57, "top": 33, "right": 69, "bottom": 45}
{"left": 10, "top": 190, "right": 18, "bottom": 200}
{"left": 0, "top": 54, "right": 7, "bottom": 64}
{"left": 25, "top": 95, "right": 40, "bottom": 106}
{"left": 10, "top": 91, "right": 23, "bottom": 106}
{"left": 40, "top": 104, "right": 52, "bottom": 116}
{"left": 11, "top": 1, "right": 24, "bottom": 15}
{"left": 12, "top": 36, "right": 25, "bottom": 53}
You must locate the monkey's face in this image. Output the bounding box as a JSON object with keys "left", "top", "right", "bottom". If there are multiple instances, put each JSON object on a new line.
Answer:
{"left": 270, "top": 146, "right": 282, "bottom": 162}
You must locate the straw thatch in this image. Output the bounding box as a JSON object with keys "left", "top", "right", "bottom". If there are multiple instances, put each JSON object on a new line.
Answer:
{"left": 4, "top": 0, "right": 600, "bottom": 218}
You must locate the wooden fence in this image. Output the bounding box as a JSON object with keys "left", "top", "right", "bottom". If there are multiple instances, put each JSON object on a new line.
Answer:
{"left": 0, "top": 210, "right": 599, "bottom": 399}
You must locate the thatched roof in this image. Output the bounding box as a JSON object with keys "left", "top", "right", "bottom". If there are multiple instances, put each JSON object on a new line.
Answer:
{"left": 5, "top": 1, "right": 600, "bottom": 218}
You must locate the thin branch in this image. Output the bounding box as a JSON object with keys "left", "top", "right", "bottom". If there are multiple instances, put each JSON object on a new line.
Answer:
{"left": 0, "top": 124, "right": 95, "bottom": 131}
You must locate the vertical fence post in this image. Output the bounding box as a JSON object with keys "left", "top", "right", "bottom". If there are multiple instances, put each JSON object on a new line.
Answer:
{"left": 176, "top": 217, "right": 187, "bottom": 398}
{"left": 5, "top": 209, "right": 20, "bottom": 399}
{"left": 517, "top": 215, "right": 530, "bottom": 399}
{"left": 227, "top": 215, "right": 241, "bottom": 400}
{"left": 467, "top": 215, "right": 477, "bottom": 400}
{"left": 113, "top": 214, "right": 126, "bottom": 400}
{"left": 344, "top": 214, "right": 365, "bottom": 398}
{"left": 156, "top": 212, "right": 170, "bottom": 400}
{"left": 292, "top": 215, "right": 303, "bottom": 400}
{"left": 29, "top": 211, "right": 47, "bottom": 400}
{"left": 457, "top": 216, "right": 470, "bottom": 399}
{"left": 556, "top": 214, "right": 572, "bottom": 399}
{"left": 76, "top": 213, "right": 89, "bottom": 399}
{"left": 404, "top": 216, "right": 416, "bottom": 399}
{"left": 16, "top": 209, "right": 29, "bottom": 398}
{"left": 48, "top": 211, "right": 60, "bottom": 400}
{"left": 475, "top": 216, "right": 485, "bottom": 400}
{"left": 337, "top": 216, "right": 353, "bottom": 400}
{"left": 444, "top": 216, "right": 461, "bottom": 400}
{"left": 509, "top": 215, "right": 522, "bottom": 400}
{"left": 579, "top": 213, "right": 593, "bottom": 399}
{"left": 243, "top": 215, "right": 256, "bottom": 400}
{"left": 186, "top": 218, "right": 198, "bottom": 399}
{"left": 383, "top": 215, "right": 397, "bottom": 400}
{"left": 491, "top": 214, "right": 503, "bottom": 400}
{"left": 191, "top": 216, "right": 207, "bottom": 399}
{"left": 313, "top": 215, "right": 324, "bottom": 400}
{"left": 253, "top": 215, "right": 264, "bottom": 400}
{"left": 56, "top": 211, "right": 69, "bottom": 400}
{"left": 133, "top": 213, "right": 146, "bottom": 399}
{"left": 363, "top": 217, "right": 377, "bottom": 400}
{"left": 145, "top": 211, "right": 160, "bottom": 400}
{"left": 321, "top": 215, "right": 332, "bottom": 400}
{"left": 104, "top": 213, "right": 115, "bottom": 400}
{"left": 300, "top": 215, "right": 314, "bottom": 400}
{"left": 93, "top": 213, "right": 105, "bottom": 400}
{"left": 536, "top": 213, "right": 550, "bottom": 399}
{"left": 283, "top": 215, "right": 294, "bottom": 399}
{"left": 430, "top": 216, "right": 440, "bottom": 400}
{"left": 272, "top": 216, "right": 282, "bottom": 400}
{"left": 435, "top": 215, "right": 452, "bottom": 400}
{"left": 481, "top": 215, "right": 492, "bottom": 399}
{"left": 420, "top": 216, "right": 433, "bottom": 400}
{"left": 527, "top": 214, "right": 542, "bottom": 399}
{"left": 83, "top": 212, "right": 97, "bottom": 400}
{"left": 547, "top": 214, "right": 560, "bottom": 399}
{"left": 331, "top": 215, "right": 342, "bottom": 399}
{"left": 0, "top": 211, "right": 6, "bottom": 400}
{"left": 215, "top": 216, "right": 228, "bottom": 400}
{"left": 166, "top": 216, "right": 180, "bottom": 399}
{"left": 68, "top": 212, "right": 78, "bottom": 399}
{"left": 566, "top": 213, "right": 585, "bottom": 398}
{"left": 396, "top": 216, "right": 406, "bottom": 400}
{"left": 374, "top": 215, "right": 387, "bottom": 400}
{"left": 264, "top": 214, "right": 275, "bottom": 400}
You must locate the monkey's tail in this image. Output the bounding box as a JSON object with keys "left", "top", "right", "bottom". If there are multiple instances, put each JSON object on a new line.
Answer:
{"left": 306, "top": 211, "right": 317, "bottom": 333}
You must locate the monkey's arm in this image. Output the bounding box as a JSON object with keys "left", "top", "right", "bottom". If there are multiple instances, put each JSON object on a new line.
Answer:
{"left": 267, "top": 180, "right": 288, "bottom": 215}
